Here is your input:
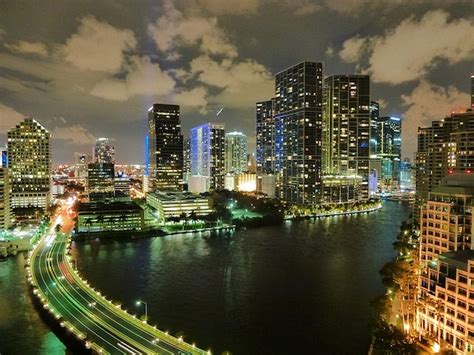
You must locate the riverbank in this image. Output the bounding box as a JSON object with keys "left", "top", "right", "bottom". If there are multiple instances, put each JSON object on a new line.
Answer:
{"left": 285, "top": 203, "right": 383, "bottom": 220}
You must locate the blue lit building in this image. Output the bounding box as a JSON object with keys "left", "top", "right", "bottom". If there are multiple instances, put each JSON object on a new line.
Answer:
{"left": 377, "top": 116, "right": 401, "bottom": 187}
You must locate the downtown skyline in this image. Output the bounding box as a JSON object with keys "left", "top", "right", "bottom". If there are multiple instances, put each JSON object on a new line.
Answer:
{"left": 1, "top": 1, "right": 473, "bottom": 164}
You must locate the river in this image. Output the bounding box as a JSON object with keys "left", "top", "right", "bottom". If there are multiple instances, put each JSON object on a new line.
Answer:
{"left": 0, "top": 201, "right": 410, "bottom": 354}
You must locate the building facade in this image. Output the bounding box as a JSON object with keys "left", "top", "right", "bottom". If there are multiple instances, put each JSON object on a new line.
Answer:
{"left": 94, "top": 137, "right": 115, "bottom": 164}
{"left": 273, "top": 61, "right": 323, "bottom": 205}
{"left": 256, "top": 99, "right": 275, "bottom": 174}
{"left": 7, "top": 117, "right": 51, "bottom": 219}
{"left": 0, "top": 168, "right": 10, "bottom": 230}
{"left": 225, "top": 131, "right": 247, "bottom": 174}
{"left": 74, "top": 152, "right": 92, "bottom": 179}
{"left": 322, "top": 75, "right": 371, "bottom": 198}
{"left": 87, "top": 163, "right": 115, "bottom": 202}
{"left": 190, "top": 122, "right": 225, "bottom": 191}
{"left": 147, "top": 104, "right": 183, "bottom": 191}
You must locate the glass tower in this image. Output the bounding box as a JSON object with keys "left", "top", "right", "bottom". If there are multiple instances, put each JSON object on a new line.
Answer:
{"left": 225, "top": 131, "right": 247, "bottom": 174}
{"left": 147, "top": 103, "right": 183, "bottom": 191}
{"left": 94, "top": 137, "right": 115, "bottom": 164}
{"left": 256, "top": 99, "right": 275, "bottom": 174}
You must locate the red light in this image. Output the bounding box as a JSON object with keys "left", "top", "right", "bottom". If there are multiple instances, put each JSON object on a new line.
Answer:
{"left": 467, "top": 170, "right": 472, "bottom": 174}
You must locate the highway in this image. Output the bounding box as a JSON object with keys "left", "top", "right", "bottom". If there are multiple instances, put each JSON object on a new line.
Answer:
{"left": 28, "top": 203, "right": 209, "bottom": 355}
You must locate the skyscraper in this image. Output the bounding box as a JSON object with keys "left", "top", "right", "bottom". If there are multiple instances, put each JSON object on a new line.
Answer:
{"left": 322, "top": 75, "right": 371, "bottom": 197}
{"left": 183, "top": 137, "right": 191, "bottom": 186}
{"left": 94, "top": 137, "right": 115, "bottom": 164}
{"left": 7, "top": 117, "right": 51, "bottom": 219}
{"left": 75, "top": 152, "right": 92, "bottom": 179}
{"left": 147, "top": 103, "right": 183, "bottom": 191}
{"left": 225, "top": 131, "right": 247, "bottom": 174}
{"left": 87, "top": 162, "right": 115, "bottom": 202}
{"left": 377, "top": 116, "right": 401, "bottom": 187}
{"left": 0, "top": 167, "right": 10, "bottom": 230}
{"left": 274, "top": 61, "right": 323, "bottom": 205}
{"left": 256, "top": 99, "right": 275, "bottom": 174}
{"left": 190, "top": 122, "right": 225, "bottom": 191}
{"left": 369, "top": 101, "right": 379, "bottom": 157}
{"left": 471, "top": 73, "right": 474, "bottom": 109}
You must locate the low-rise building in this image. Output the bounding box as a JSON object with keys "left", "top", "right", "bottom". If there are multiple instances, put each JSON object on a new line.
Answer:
{"left": 417, "top": 250, "right": 474, "bottom": 353}
{"left": 146, "top": 191, "right": 213, "bottom": 222}
{"left": 75, "top": 202, "right": 144, "bottom": 233}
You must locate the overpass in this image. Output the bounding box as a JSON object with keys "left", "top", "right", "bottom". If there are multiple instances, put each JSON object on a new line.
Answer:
{"left": 27, "top": 220, "right": 210, "bottom": 354}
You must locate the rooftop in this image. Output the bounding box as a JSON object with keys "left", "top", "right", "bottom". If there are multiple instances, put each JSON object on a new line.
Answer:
{"left": 147, "top": 191, "right": 208, "bottom": 202}
{"left": 439, "top": 250, "right": 474, "bottom": 270}
{"left": 78, "top": 201, "right": 142, "bottom": 212}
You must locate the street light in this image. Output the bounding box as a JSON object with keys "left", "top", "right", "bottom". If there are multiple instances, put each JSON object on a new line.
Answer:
{"left": 136, "top": 300, "right": 148, "bottom": 322}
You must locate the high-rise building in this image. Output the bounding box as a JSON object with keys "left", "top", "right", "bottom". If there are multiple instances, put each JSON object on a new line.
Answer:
{"left": 369, "top": 101, "right": 380, "bottom": 157}
{"left": 322, "top": 75, "right": 371, "bottom": 198}
{"left": 273, "top": 61, "right": 323, "bottom": 205}
{"left": 94, "top": 137, "right": 115, "bottom": 164}
{"left": 7, "top": 117, "right": 51, "bottom": 219}
{"left": 415, "top": 110, "right": 474, "bottom": 219}
{"left": 377, "top": 116, "right": 401, "bottom": 187}
{"left": 256, "top": 99, "right": 275, "bottom": 174}
{"left": 183, "top": 137, "right": 191, "bottom": 185}
{"left": 225, "top": 131, "right": 247, "bottom": 174}
{"left": 147, "top": 104, "right": 183, "bottom": 191}
{"left": 471, "top": 73, "right": 474, "bottom": 109}
{"left": 418, "top": 174, "right": 474, "bottom": 267}
{"left": 87, "top": 163, "right": 115, "bottom": 202}
{"left": 75, "top": 152, "right": 92, "bottom": 179}
{"left": 0, "top": 147, "right": 7, "bottom": 168}
{"left": 190, "top": 122, "right": 225, "bottom": 191}
{"left": 0, "top": 167, "right": 10, "bottom": 230}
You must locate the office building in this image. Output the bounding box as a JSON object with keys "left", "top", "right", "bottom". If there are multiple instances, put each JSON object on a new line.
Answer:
{"left": 321, "top": 175, "right": 363, "bottom": 204}
{"left": 370, "top": 101, "right": 380, "bottom": 157}
{"left": 322, "top": 75, "right": 371, "bottom": 199}
{"left": 273, "top": 61, "right": 323, "bottom": 205}
{"left": 87, "top": 162, "right": 115, "bottom": 202}
{"left": 225, "top": 131, "right": 247, "bottom": 174}
{"left": 190, "top": 122, "right": 225, "bottom": 192}
{"left": 183, "top": 137, "right": 191, "bottom": 185}
{"left": 7, "top": 117, "right": 51, "bottom": 219}
{"left": 257, "top": 174, "right": 276, "bottom": 198}
{"left": 94, "top": 137, "right": 115, "bottom": 164}
{"left": 146, "top": 191, "right": 214, "bottom": 222}
{"left": 256, "top": 99, "right": 275, "bottom": 174}
{"left": 74, "top": 152, "right": 91, "bottom": 179}
{"left": 419, "top": 174, "right": 474, "bottom": 268}
{"left": 147, "top": 103, "right": 183, "bottom": 191}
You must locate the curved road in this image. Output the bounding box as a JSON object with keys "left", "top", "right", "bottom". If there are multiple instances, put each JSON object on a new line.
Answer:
{"left": 28, "top": 218, "right": 209, "bottom": 355}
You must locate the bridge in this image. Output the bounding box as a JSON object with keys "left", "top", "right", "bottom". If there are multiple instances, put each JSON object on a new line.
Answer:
{"left": 27, "top": 219, "right": 210, "bottom": 355}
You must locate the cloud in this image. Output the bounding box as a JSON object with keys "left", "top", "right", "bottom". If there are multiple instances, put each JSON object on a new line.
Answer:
{"left": 189, "top": 55, "right": 274, "bottom": 108}
{"left": 0, "top": 103, "right": 24, "bottom": 131}
{"left": 90, "top": 56, "right": 175, "bottom": 101}
{"left": 175, "top": 87, "right": 208, "bottom": 113}
{"left": 400, "top": 80, "right": 470, "bottom": 159}
{"left": 192, "top": 0, "right": 260, "bottom": 15}
{"left": 4, "top": 41, "right": 48, "bottom": 57}
{"left": 52, "top": 124, "right": 95, "bottom": 145}
{"left": 375, "top": 98, "right": 388, "bottom": 109}
{"left": 148, "top": 1, "right": 237, "bottom": 58}
{"left": 339, "top": 10, "right": 474, "bottom": 84}
{"left": 62, "top": 15, "right": 137, "bottom": 73}
{"left": 325, "top": 45, "right": 335, "bottom": 58}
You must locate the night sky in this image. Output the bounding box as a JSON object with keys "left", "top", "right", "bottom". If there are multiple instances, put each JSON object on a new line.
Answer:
{"left": 0, "top": 0, "right": 473, "bottom": 164}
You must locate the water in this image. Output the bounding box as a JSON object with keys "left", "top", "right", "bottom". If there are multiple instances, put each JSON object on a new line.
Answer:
{"left": 0, "top": 201, "right": 410, "bottom": 354}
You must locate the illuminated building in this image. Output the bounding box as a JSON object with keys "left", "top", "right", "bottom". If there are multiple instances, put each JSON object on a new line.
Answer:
{"left": 400, "top": 158, "right": 414, "bottom": 191}
{"left": 87, "top": 163, "right": 115, "bottom": 202}
{"left": 146, "top": 191, "right": 213, "bottom": 222}
{"left": 0, "top": 167, "right": 10, "bottom": 230}
{"left": 322, "top": 75, "right": 371, "bottom": 199}
{"left": 0, "top": 147, "right": 7, "bottom": 167}
{"left": 417, "top": 250, "right": 474, "bottom": 353}
{"left": 190, "top": 122, "right": 225, "bottom": 192}
{"left": 183, "top": 137, "right": 191, "bottom": 185}
{"left": 369, "top": 101, "right": 380, "bottom": 156}
{"left": 225, "top": 131, "right": 247, "bottom": 174}
{"left": 114, "top": 173, "right": 130, "bottom": 201}
{"left": 224, "top": 173, "right": 257, "bottom": 192}
{"left": 419, "top": 174, "right": 474, "bottom": 268}
{"left": 256, "top": 99, "right": 275, "bottom": 174}
{"left": 74, "top": 152, "right": 91, "bottom": 179}
{"left": 415, "top": 110, "right": 474, "bottom": 219}
{"left": 94, "top": 137, "right": 115, "bottom": 164}
{"left": 257, "top": 174, "right": 276, "bottom": 198}
{"left": 273, "top": 61, "right": 323, "bottom": 205}
{"left": 471, "top": 73, "right": 474, "bottom": 109}
{"left": 377, "top": 116, "right": 401, "bottom": 187}
{"left": 7, "top": 117, "right": 51, "bottom": 219}
{"left": 147, "top": 103, "right": 183, "bottom": 191}
{"left": 247, "top": 153, "right": 256, "bottom": 174}
{"left": 321, "top": 175, "right": 363, "bottom": 203}
{"left": 76, "top": 202, "right": 144, "bottom": 233}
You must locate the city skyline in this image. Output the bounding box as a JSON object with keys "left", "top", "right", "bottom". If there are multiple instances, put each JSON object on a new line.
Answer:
{"left": 0, "top": 1, "right": 473, "bottom": 163}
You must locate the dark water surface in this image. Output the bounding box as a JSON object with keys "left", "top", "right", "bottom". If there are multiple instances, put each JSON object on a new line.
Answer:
{"left": 0, "top": 201, "right": 410, "bottom": 354}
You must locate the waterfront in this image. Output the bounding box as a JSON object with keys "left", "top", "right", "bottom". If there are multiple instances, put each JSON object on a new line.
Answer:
{"left": 0, "top": 201, "right": 410, "bottom": 354}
